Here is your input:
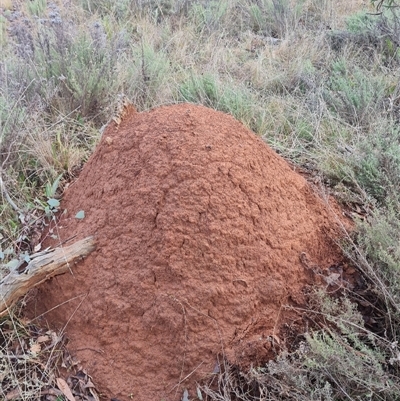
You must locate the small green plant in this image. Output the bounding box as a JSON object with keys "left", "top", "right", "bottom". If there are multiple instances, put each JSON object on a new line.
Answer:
{"left": 8, "top": 15, "right": 132, "bottom": 122}
{"left": 128, "top": 41, "right": 171, "bottom": 110}
{"left": 178, "top": 73, "right": 262, "bottom": 133}
{"left": 81, "top": 0, "right": 131, "bottom": 18}
{"left": 202, "top": 290, "right": 400, "bottom": 400}
{"left": 45, "top": 173, "right": 62, "bottom": 199}
{"left": 329, "top": 7, "right": 400, "bottom": 64}
{"left": 351, "top": 203, "right": 400, "bottom": 325}
{"left": 189, "top": 1, "right": 229, "bottom": 33}
{"left": 27, "top": 0, "right": 47, "bottom": 17}
{"left": 0, "top": 15, "right": 8, "bottom": 46}
{"left": 33, "top": 197, "right": 59, "bottom": 217}
{"left": 345, "top": 11, "right": 377, "bottom": 34}
{"left": 316, "top": 118, "right": 400, "bottom": 204}
{"left": 33, "top": 174, "right": 62, "bottom": 217}
{"left": 243, "top": 0, "right": 304, "bottom": 38}
{"left": 323, "top": 59, "right": 386, "bottom": 126}
{"left": 248, "top": 3, "right": 266, "bottom": 33}
{"left": 372, "top": 0, "right": 398, "bottom": 10}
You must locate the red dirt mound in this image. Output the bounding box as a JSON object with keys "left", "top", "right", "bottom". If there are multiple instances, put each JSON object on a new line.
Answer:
{"left": 29, "top": 104, "right": 345, "bottom": 401}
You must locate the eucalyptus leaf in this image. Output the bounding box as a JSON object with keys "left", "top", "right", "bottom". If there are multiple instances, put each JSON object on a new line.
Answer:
{"left": 5, "top": 259, "right": 20, "bottom": 270}
{"left": 47, "top": 198, "right": 60, "bottom": 208}
{"left": 4, "top": 247, "right": 14, "bottom": 255}
{"left": 75, "top": 210, "right": 85, "bottom": 219}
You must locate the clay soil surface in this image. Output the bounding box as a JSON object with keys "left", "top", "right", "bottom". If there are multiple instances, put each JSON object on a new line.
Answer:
{"left": 28, "top": 104, "right": 346, "bottom": 401}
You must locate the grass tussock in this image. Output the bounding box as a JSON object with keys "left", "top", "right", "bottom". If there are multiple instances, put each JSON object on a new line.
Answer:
{"left": 2, "top": 0, "right": 400, "bottom": 399}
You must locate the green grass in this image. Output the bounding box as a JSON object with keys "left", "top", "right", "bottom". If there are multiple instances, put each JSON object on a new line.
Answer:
{"left": 2, "top": 0, "right": 400, "bottom": 399}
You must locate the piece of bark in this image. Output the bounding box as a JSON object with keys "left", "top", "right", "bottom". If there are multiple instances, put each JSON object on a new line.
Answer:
{"left": 0, "top": 236, "right": 96, "bottom": 317}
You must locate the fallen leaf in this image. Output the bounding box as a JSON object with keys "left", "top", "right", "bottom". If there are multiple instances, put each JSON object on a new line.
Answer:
{"left": 39, "top": 388, "right": 63, "bottom": 397}
{"left": 56, "top": 377, "right": 76, "bottom": 401}
{"left": 324, "top": 272, "right": 341, "bottom": 286}
{"left": 37, "top": 335, "right": 50, "bottom": 343}
{"left": 5, "top": 259, "right": 20, "bottom": 270}
{"left": 182, "top": 389, "right": 189, "bottom": 401}
{"left": 75, "top": 210, "right": 85, "bottom": 219}
{"left": 48, "top": 330, "right": 61, "bottom": 346}
{"left": 5, "top": 388, "right": 21, "bottom": 400}
{"left": 18, "top": 317, "right": 31, "bottom": 326}
{"left": 30, "top": 343, "right": 41, "bottom": 355}
{"left": 271, "top": 334, "right": 281, "bottom": 345}
{"left": 84, "top": 379, "right": 96, "bottom": 389}
{"left": 212, "top": 362, "right": 220, "bottom": 374}
{"left": 89, "top": 387, "right": 100, "bottom": 401}
{"left": 33, "top": 243, "right": 42, "bottom": 252}
{"left": 47, "top": 198, "right": 60, "bottom": 209}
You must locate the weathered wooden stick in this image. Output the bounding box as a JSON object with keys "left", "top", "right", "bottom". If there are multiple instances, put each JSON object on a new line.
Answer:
{"left": 0, "top": 236, "right": 96, "bottom": 317}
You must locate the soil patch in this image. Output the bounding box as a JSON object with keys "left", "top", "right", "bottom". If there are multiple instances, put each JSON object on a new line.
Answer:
{"left": 28, "top": 104, "right": 346, "bottom": 401}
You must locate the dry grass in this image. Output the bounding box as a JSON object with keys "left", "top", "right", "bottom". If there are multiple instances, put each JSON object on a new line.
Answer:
{"left": 0, "top": 309, "right": 101, "bottom": 400}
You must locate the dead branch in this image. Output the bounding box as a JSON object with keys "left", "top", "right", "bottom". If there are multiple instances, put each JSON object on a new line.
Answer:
{"left": 0, "top": 236, "right": 96, "bottom": 317}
